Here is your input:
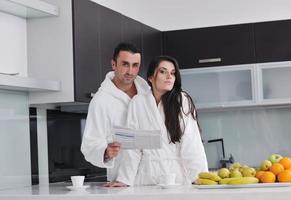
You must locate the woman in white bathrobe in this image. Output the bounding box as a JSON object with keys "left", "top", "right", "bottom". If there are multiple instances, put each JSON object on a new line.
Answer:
{"left": 106, "top": 55, "right": 208, "bottom": 187}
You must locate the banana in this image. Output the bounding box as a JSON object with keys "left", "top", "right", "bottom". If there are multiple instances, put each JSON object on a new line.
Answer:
{"left": 195, "top": 178, "right": 218, "bottom": 185}
{"left": 219, "top": 177, "right": 241, "bottom": 184}
{"left": 227, "top": 177, "right": 259, "bottom": 185}
{"left": 198, "top": 172, "right": 221, "bottom": 181}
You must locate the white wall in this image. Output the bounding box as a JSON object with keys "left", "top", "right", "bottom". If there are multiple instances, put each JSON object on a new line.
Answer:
{"left": 0, "top": 12, "right": 27, "bottom": 76}
{"left": 0, "top": 90, "right": 31, "bottom": 189}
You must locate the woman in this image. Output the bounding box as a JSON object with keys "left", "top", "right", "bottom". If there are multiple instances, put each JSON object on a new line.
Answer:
{"left": 106, "top": 55, "right": 208, "bottom": 187}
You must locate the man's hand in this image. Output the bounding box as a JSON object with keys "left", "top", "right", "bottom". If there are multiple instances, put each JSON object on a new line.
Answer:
{"left": 103, "top": 181, "right": 128, "bottom": 187}
{"left": 104, "top": 142, "right": 121, "bottom": 161}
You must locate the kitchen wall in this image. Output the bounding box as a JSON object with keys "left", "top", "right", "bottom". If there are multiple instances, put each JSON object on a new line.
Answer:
{"left": 199, "top": 107, "right": 291, "bottom": 169}
{"left": 0, "top": 90, "right": 31, "bottom": 189}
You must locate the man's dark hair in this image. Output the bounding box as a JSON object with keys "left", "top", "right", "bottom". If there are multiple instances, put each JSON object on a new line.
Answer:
{"left": 112, "top": 43, "right": 141, "bottom": 61}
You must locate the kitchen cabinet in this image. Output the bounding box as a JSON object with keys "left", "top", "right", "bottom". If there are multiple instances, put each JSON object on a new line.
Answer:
{"left": 255, "top": 20, "right": 291, "bottom": 63}
{"left": 256, "top": 61, "right": 291, "bottom": 105}
{"left": 0, "top": 0, "right": 58, "bottom": 18}
{"left": 181, "top": 64, "right": 255, "bottom": 109}
{"left": 181, "top": 60, "right": 291, "bottom": 110}
{"left": 73, "top": 0, "right": 101, "bottom": 102}
{"left": 28, "top": 0, "right": 162, "bottom": 104}
{"left": 141, "top": 24, "right": 163, "bottom": 78}
{"left": 163, "top": 24, "right": 256, "bottom": 68}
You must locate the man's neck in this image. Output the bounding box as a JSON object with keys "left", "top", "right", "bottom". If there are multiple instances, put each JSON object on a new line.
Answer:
{"left": 112, "top": 78, "right": 137, "bottom": 98}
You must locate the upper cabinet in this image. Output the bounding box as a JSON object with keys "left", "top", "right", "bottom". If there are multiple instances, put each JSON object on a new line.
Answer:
{"left": 0, "top": 0, "right": 59, "bottom": 18}
{"left": 163, "top": 24, "right": 256, "bottom": 68}
{"left": 254, "top": 20, "right": 291, "bottom": 63}
{"left": 181, "top": 65, "right": 255, "bottom": 109}
{"left": 28, "top": 0, "right": 162, "bottom": 104}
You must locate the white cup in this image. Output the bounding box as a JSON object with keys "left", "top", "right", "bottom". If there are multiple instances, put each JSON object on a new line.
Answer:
{"left": 159, "top": 173, "right": 176, "bottom": 185}
{"left": 71, "top": 176, "right": 85, "bottom": 187}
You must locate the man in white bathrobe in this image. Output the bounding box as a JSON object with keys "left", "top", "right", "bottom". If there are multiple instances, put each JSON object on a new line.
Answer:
{"left": 81, "top": 43, "right": 150, "bottom": 182}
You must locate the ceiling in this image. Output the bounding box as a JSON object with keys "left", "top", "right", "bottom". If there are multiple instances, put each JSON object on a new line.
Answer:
{"left": 91, "top": 0, "right": 291, "bottom": 31}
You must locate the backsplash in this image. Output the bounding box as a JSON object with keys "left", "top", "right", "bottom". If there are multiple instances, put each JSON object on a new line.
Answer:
{"left": 199, "top": 107, "right": 291, "bottom": 169}
{"left": 0, "top": 90, "right": 31, "bottom": 189}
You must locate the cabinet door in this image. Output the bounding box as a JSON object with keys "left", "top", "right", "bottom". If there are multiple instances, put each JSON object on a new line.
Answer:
{"left": 181, "top": 65, "right": 254, "bottom": 109}
{"left": 99, "top": 5, "right": 123, "bottom": 80}
{"left": 255, "top": 20, "right": 291, "bottom": 63}
{"left": 122, "top": 16, "right": 142, "bottom": 52}
{"left": 258, "top": 62, "right": 291, "bottom": 102}
{"left": 73, "top": 0, "right": 101, "bottom": 102}
{"left": 163, "top": 24, "right": 255, "bottom": 68}
{"left": 141, "top": 25, "right": 162, "bottom": 78}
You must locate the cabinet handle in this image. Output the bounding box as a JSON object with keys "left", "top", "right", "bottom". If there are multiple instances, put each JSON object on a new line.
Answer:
{"left": 198, "top": 58, "right": 222, "bottom": 64}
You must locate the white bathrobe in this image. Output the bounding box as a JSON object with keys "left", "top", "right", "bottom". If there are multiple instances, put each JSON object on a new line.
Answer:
{"left": 81, "top": 71, "right": 150, "bottom": 181}
{"left": 116, "top": 91, "right": 208, "bottom": 185}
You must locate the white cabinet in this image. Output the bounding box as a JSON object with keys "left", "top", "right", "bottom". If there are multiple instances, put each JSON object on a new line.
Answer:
{"left": 181, "top": 65, "right": 256, "bottom": 109}
{"left": 181, "top": 61, "right": 291, "bottom": 110}
{"left": 0, "top": 0, "right": 58, "bottom": 18}
{"left": 257, "top": 61, "right": 291, "bottom": 105}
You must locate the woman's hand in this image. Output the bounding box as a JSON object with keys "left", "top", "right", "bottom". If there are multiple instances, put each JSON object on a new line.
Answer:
{"left": 103, "top": 181, "right": 128, "bottom": 187}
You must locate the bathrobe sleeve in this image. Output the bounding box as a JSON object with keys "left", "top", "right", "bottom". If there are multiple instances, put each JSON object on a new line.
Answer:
{"left": 81, "top": 96, "right": 114, "bottom": 168}
{"left": 180, "top": 94, "right": 208, "bottom": 182}
{"left": 116, "top": 96, "right": 143, "bottom": 185}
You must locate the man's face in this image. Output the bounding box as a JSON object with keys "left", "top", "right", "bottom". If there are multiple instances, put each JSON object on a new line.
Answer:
{"left": 112, "top": 51, "right": 141, "bottom": 86}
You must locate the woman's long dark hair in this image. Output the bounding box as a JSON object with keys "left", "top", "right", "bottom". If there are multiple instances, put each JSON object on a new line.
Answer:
{"left": 147, "top": 55, "right": 201, "bottom": 144}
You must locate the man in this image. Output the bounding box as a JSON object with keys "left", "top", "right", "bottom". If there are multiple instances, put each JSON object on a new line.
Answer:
{"left": 81, "top": 43, "right": 150, "bottom": 182}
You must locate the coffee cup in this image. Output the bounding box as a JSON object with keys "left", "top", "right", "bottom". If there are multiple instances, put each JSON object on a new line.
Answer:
{"left": 71, "top": 176, "right": 85, "bottom": 187}
{"left": 159, "top": 173, "right": 176, "bottom": 185}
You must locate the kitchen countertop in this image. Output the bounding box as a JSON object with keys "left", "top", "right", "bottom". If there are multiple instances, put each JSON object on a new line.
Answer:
{"left": 0, "top": 182, "right": 291, "bottom": 200}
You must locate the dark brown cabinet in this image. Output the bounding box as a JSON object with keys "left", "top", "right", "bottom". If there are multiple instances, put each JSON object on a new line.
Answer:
{"left": 163, "top": 24, "right": 256, "bottom": 68}
{"left": 72, "top": 0, "right": 162, "bottom": 102}
{"left": 72, "top": 0, "right": 101, "bottom": 102}
{"left": 254, "top": 19, "right": 291, "bottom": 63}
{"left": 141, "top": 25, "right": 163, "bottom": 78}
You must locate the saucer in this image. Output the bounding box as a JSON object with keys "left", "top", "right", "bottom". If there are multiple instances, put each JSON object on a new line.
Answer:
{"left": 157, "top": 184, "right": 181, "bottom": 189}
{"left": 66, "top": 185, "right": 90, "bottom": 191}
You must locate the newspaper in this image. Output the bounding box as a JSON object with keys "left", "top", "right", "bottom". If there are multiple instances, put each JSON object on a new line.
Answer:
{"left": 112, "top": 127, "right": 161, "bottom": 149}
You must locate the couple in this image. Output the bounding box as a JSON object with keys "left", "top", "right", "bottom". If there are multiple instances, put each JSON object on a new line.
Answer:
{"left": 81, "top": 43, "right": 208, "bottom": 187}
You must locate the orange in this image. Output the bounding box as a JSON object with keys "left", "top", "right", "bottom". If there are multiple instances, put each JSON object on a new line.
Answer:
{"left": 277, "top": 170, "right": 291, "bottom": 182}
{"left": 270, "top": 163, "right": 284, "bottom": 175}
{"left": 260, "top": 171, "right": 276, "bottom": 183}
{"left": 255, "top": 171, "right": 265, "bottom": 179}
{"left": 279, "top": 157, "right": 291, "bottom": 170}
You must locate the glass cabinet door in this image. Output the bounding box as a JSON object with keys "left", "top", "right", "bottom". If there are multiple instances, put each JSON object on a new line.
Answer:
{"left": 181, "top": 65, "right": 254, "bottom": 109}
{"left": 259, "top": 62, "right": 291, "bottom": 102}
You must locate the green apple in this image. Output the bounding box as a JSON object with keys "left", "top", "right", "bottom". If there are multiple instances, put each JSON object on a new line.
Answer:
{"left": 260, "top": 160, "right": 272, "bottom": 171}
{"left": 229, "top": 169, "right": 242, "bottom": 178}
{"left": 268, "top": 154, "right": 283, "bottom": 164}
{"left": 241, "top": 167, "right": 256, "bottom": 177}
{"left": 229, "top": 162, "right": 241, "bottom": 171}
{"left": 218, "top": 168, "right": 230, "bottom": 179}
{"left": 239, "top": 165, "right": 249, "bottom": 173}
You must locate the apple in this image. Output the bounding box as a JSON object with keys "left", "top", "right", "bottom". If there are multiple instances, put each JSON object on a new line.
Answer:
{"left": 260, "top": 160, "right": 272, "bottom": 171}
{"left": 229, "top": 162, "right": 241, "bottom": 171}
{"left": 268, "top": 154, "right": 283, "bottom": 164}
{"left": 218, "top": 168, "right": 230, "bottom": 179}
{"left": 229, "top": 169, "right": 242, "bottom": 178}
{"left": 241, "top": 167, "right": 256, "bottom": 177}
{"left": 239, "top": 165, "right": 249, "bottom": 173}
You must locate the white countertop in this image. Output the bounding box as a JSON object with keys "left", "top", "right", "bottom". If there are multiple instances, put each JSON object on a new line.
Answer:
{"left": 0, "top": 182, "right": 291, "bottom": 200}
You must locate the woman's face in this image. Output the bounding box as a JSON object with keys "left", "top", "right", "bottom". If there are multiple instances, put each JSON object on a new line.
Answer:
{"left": 148, "top": 60, "right": 176, "bottom": 95}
